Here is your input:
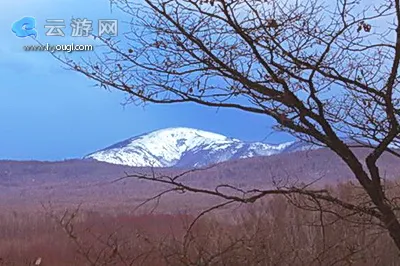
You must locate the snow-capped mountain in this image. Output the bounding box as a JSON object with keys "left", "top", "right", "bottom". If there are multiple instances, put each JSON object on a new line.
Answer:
{"left": 84, "top": 127, "right": 317, "bottom": 167}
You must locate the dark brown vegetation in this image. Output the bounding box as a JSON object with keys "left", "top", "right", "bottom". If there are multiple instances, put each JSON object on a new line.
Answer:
{"left": 1, "top": 181, "right": 400, "bottom": 266}
{"left": 0, "top": 148, "right": 400, "bottom": 265}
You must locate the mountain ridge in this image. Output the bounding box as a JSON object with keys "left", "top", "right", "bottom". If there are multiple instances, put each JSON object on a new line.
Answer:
{"left": 84, "top": 127, "right": 315, "bottom": 167}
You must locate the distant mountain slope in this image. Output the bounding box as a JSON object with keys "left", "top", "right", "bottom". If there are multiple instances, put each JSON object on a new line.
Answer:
{"left": 85, "top": 127, "right": 302, "bottom": 167}
{"left": 1, "top": 148, "right": 399, "bottom": 212}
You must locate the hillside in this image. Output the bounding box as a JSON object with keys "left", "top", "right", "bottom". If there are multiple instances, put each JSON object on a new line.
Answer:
{"left": 0, "top": 147, "right": 398, "bottom": 212}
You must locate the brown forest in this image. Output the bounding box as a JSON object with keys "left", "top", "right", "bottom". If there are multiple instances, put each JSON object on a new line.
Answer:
{"left": 0, "top": 181, "right": 399, "bottom": 266}
{"left": 0, "top": 147, "right": 400, "bottom": 265}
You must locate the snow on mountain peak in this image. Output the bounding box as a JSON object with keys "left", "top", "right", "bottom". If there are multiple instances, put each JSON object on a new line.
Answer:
{"left": 138, "top": 127, "right": 237, "bottom": 150}
{"left": 85, "top": 127, "right": 306, "bottom": 168}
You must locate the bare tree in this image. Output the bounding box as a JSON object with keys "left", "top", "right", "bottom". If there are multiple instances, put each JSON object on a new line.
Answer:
{"left": 59, "top": 0, "right": 400, "bottom": 251}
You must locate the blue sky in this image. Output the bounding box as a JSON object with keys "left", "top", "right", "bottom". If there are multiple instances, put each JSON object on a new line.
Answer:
{"left": 0, "top": 0, "right": 291, "bottom": 161}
